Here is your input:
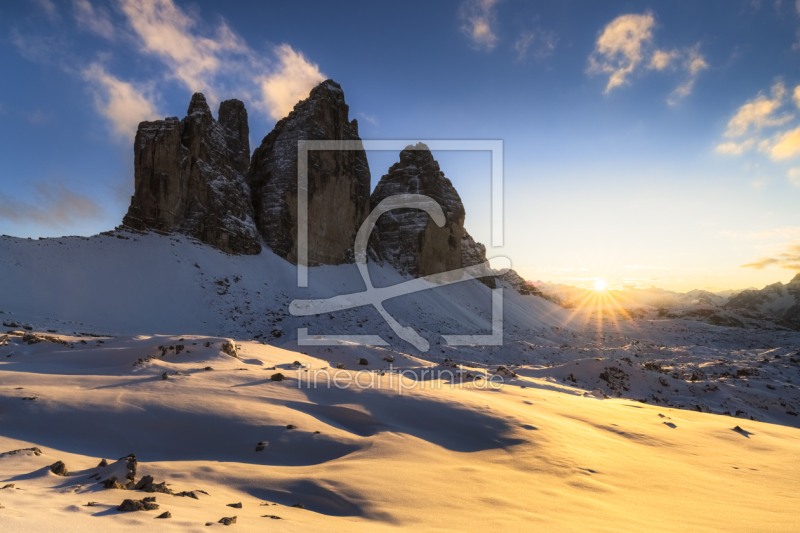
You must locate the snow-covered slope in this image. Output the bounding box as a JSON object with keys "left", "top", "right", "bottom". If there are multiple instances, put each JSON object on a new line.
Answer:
{"left": 1, "top": 335, "right": 799, "bottom": 532}
{"left": 3, "top": 229, "right": 800, "bottom": 430}
{"left": 0, "top": 230, "right": 571, "bottom": 360}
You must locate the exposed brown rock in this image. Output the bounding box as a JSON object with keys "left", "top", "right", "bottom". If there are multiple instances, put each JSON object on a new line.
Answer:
{"left": 117, "top": 498, "right": 159, "bottom": 512}
{"left": 221, "top": 340, "right": 238, "bottom": 358}
{"left": 133, "top": 475, "right": 173, "bottom": 494}
{"left": 122, "top": 93, "right": 260, "bottom": 255}
{"left": 50, "top": 461, "right": 68, "bottom": 476}
{"left": 247, "top": 79, "right": 371, "bottom": 265}
{"left": 370, "top": 143, "right": 465, "bottom": 278}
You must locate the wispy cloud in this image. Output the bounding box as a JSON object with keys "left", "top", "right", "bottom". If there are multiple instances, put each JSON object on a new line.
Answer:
{"left": 118, "top": 0, "right": 248, "bottom": 100}
{"left": 721, "top": 226, "right": 800, "bottom": 240}
{"left": 715, "top": 138, "right": 756, "bottom": 155}
{"left": 513, "top": 29, "right": 557, "bottom": 61}
{"left": 357, "top": 112, "right": 379, "bottom": 126}
{"left": 258, "top": 44, "right": 325, "bottom": 121}
{"left": 716, "top": 81, "right": 800, "bottom": 162}
{"left": 667, "top": 46, "right": 708, "bottom": 105}
{"left": 723, "top": 82, "right": 791, "bottom": 138}
{"left": 72, "top": 0, "right": 115, "bottom": 40}
{"left": 83, "top": 63, "right": 159, "bottom": 141}
{"left": 13, "top": 0, "right": 327, "bottom": 139}
{"left": 0, "top": 181, "right": 105, "bottom": 228}
{"left": 588, "top": 13, "right": 707, "bottom": 101}
{"left": 31, "top": 0, "right": 60, "bottom": 22}
{"left": 117, "top": 0, "right": 324, "bottom": 120}
{"left": 741, "top": 242, "right": 800, "bottom": 270}
{"left": 26, "top": 110, "right": 52, "bottom": 125}
{"left": 459, "top": 0, "right": 500, "bottom": 51}
{"left": 788, "top": 167, "right": 800, "bottom": 186}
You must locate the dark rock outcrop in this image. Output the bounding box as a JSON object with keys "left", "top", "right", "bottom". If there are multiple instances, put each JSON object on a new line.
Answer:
{"left": 247, "top": 80, "right": 371, "bottom": 265}
{"left": 461, "top": 229, "right": 496, "bottom": 288}
{"left": 370, "top": 143, "right": 465, "bottom": 277}
{"left": 50, "top": 461, "right": 68, "bottom": 476}
{"left": 133, "top": 475, "right": 173, "bottom": 494}
{"left": 122, "top": 93, "right": 260, "bottom": 255}
{"left": 118, "top": 498, "right": 159, "bottom": 512}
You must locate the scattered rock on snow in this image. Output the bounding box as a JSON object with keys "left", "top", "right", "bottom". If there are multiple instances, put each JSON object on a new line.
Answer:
{"left": 227, "top": 502, "right": 242, "bottom": 508}
{"left": 50, "top": 461, "right": 69, "bottom": 476}
{"left": 218, "top": 516, "right": 237, "bottom": 525}
{"left": 270, "top": 373, "right": 285, "bottom": 381}
{"left": 117, "top": 498, "right": 159, "bottom": 512}
{"left": 221, "top": 340, "right": 238, "bottom": 358}
{"left": 1, "top": 447, "right": 42, "bottom": 457}
{"left": 157, "top": 511, "right": 172, "bottom": 519}
{"left": 133, "top": 475, "right": 173, "bottom": 494}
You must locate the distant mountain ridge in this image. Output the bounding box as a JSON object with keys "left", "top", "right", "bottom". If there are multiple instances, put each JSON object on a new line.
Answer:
{"left": 538, "top": 277, "right": 800, "bottom": 331}
{"left": 726, "top": 273, "right": 800, "bottom": 330}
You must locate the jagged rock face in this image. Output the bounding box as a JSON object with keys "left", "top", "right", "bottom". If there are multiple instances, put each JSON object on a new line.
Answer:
{"left": 122, "top": 93, "right": 260, "bottom": 255}
{"left": 370, "top": 143, "right": 466, "bottom": 277}
{"left": 726, "top": 273, "right": 800, "bottom": 330}
{"left": 462, "top": 229, "right": 496, "bottom": 289}
{"left": 247, "top": 80, "right": 371, "bottom": 265}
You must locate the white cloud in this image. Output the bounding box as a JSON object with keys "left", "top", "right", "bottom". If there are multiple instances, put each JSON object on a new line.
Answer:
{"left": 769, "top": 124, "right": 800, "bottom": 159}
{"left": 83, "top": 63, "right": 159, "bottom": 141}
{"left": 259, "top": 45, "right": 325, "bottom": 121}
{"left": 588, "top": 13, "right": 655, "bottom": 93}
{"left": 793, "top": 85, "right": 800, "bottom": 109}
{"left": 588, "top": 13, "right": 707, "bottom": 101}
{"left": 723, "top": 82, "right": 792, "bottom": 138}
{"left": 73, "top": 0, "right": 115, "bottom": 40}
{"left": 459, "top": 0, "right": 500, "bottom": 51}
{"left": 649, "top": 49, "right": 679, "bottom": 70}
{"left": 715, "top": 139, "right": 756, "bottom": 155}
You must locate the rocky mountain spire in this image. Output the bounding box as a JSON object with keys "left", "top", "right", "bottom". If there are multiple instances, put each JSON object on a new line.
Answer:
{"left": 247, "top": 79, "right": 371, "bottom": 265}
{"left": 370, "top": 143, "right": 466, "bottom": 277}
{"left": 122, "top": 93, "right": 259, "bottom": 255}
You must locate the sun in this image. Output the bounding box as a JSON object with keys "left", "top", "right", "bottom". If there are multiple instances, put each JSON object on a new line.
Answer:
{"left": 594, "top": 279, "right": 608, "bottom": 291}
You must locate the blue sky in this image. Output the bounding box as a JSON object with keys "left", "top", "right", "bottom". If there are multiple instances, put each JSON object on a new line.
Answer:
{"left": 1, "top": 0, "right": 800, "bottom": 291}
